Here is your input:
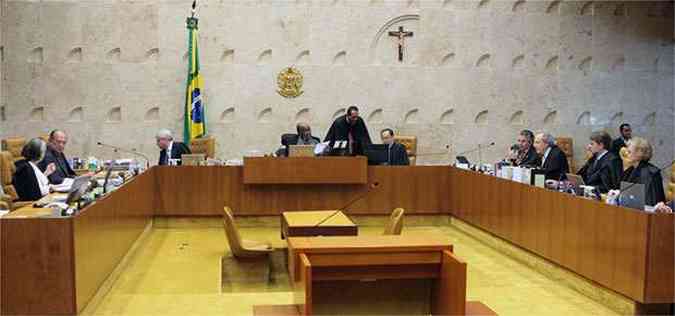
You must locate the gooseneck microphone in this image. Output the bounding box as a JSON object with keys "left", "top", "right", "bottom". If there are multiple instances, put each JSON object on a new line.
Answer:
{"left": 314, "top": 181, "right": 381, "bottom": 227}
{"left": 97, "top": 142, "right": 151, "bottom": 169}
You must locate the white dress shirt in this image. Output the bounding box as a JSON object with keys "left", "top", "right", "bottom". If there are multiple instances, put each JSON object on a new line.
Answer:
{"left": 541, "top": 147, "right": 552, "bottom": 168}
{"left": 29, "top": 161, "right": 50, "bottom": 197}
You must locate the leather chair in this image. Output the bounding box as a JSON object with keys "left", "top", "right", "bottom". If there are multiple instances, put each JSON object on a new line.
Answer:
{"left": 383, "top": 208, "right": 405, "bottom": 235}
{"left": 1, "top": 137, "right": 26, "bottom": 162}
{"left": 555, "top": 137, "right": 575, "bottom": 173}
{"left": 189, "top": 136, "right": 216, "bottom": 159}
{"left": 393, "top": 135, "right": 417, "bottom": 166}
{"left": 0, "top": 151, "right": 33, "bottom": 210}
{"left": 222, "top": 207, "right": 273, "bottom": 258}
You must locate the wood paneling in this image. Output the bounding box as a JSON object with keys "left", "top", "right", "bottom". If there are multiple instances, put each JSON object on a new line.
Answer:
{"left": 432, "top": 250, "right": 467, "bottom": 316}
{"left": 448, "top": 167, "right": 669, "bottom": 304}
{"left": 73, "top": 169, "right": 155, "bottom": 312}
{"left": 1, "top": 218, "right": 76, "bottom": 315}
{"left": 155, "top": 166, "right": 451, "bottom": 216}
{"left": 243, "top": 157, "right": 367, "bottom": 184}
{"left": 644, "top": 214, "right": 675, "bottom": 303}
{"left": 1, "top": 169, "right": 155, "bottom": 315}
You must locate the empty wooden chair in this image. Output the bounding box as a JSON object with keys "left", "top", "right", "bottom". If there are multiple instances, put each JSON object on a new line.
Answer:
{"left": 222, "top": 207, "right": 273, "bottom": 258}
{"left": 190, "top": 136, "right": 216, "bottom": 159}
{"left": 383, "top": 208, "right": 405, "bottom": 235}
{"left": 393, "top": 135, "right": 417, "bottom": 166}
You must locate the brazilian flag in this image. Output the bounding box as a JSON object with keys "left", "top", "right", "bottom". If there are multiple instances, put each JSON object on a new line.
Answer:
{"left": 184, "top": 15, "right": 206, "bottom": 142}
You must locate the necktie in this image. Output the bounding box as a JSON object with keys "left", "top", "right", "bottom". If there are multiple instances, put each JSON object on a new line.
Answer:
{"left": 348, "top": 131, "right": 354, "bottom": 154}
{"left": 160, "top": 150, "right": 168, "bottom": 165}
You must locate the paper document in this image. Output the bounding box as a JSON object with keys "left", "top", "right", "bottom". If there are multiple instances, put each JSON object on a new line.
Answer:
{"left": 51, "top": 178, "right": 75, "bottom": 193}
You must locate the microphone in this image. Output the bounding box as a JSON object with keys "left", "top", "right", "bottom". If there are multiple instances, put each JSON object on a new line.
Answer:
{"left": 617, "top": 159, "right": 675, "bottom": 207}
{"left": 456, "top": 141, "right": 496, "bottom": 156}
{"left": 314, "top": 181, "right": 381, "bottom": 227}
{"left": 97, "top": 141, "right": 151, "bottom": 169}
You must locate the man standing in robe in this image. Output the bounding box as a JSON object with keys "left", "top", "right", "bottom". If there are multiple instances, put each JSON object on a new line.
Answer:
{"left": 324, "top": 106, "right": 372, "bottom": 155}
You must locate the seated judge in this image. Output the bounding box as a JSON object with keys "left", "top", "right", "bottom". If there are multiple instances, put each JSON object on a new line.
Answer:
{"left": 533, "top": 132, "right": 569, "bottom": 180}
{"left": 156, "top": 129, "right": 191, "bottom": 166}
{"left": 380, "top": 128, "right": 410, "bottom": 166}
{"left": 12, "top": 138, "right": 56, "bottom": 201}
{"left": 576, "top": 131, "right": 623, "bottom": 193}
{"left": 506, "top": 129, "right": 539, "bottom": 167}
{"left": 324, "top": 106, "right": 372, "bottom": 155}
{"left": 276, "top": 123, "right": 321, "bottom": 157}
{"left": 622, "top": 137, "right": 666, "bottom": 206}
{"left": 610, "top": 123, "right": 632, "bottom": 156}
{"left": 38, "top": 130, "right": 77, "bottom": 184}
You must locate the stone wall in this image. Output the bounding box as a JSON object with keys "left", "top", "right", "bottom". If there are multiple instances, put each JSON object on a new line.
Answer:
{"left": 1, "top": 0, "right": 673, "bottom": 169}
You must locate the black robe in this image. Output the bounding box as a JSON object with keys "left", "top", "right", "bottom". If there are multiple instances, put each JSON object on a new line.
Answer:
{"left": 386, "top": 142, "right": 410, "bottom": 166}
{"left": 539, "top": 145, "right": 570, "bottom": 181}
{"left": 622, "top": 161, "right": 666, "bottom": 206}
{"left": 324, "top": 115, "right": 372, "bottom": 155}
{"left": 38, "top": 146, "right": 76, "bottom": 185}
{"left": 512, "top": 146, "right": 540, "bottom": 167}
{"left": 158, "top": 142, "right": 192, "bottom": 165}
{"left": 12, "top": 159, "right": 44, "bottom": 201}
{"left": 576, "top": 151, "right": 623, "bottom": 193}
{"left": 610, "top": 137, "right": 627, "bottom": 156}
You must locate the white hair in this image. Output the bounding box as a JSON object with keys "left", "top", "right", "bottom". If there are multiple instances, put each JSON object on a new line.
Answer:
{"left": 536, "top": 133, "right": 556, "bottom": 146}
{"left": 156, "top": 129, "right": 173, "bottom": 140}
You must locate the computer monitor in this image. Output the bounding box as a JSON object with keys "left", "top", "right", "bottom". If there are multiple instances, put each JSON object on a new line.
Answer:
{"left": 365, "top": 144, "right": 388, "bottom": 165}
{"left": 66, "top": 175, "right": 93, "bottom": 204}
{"left": 456, "top": 156, "right": 471, "bottom": 165}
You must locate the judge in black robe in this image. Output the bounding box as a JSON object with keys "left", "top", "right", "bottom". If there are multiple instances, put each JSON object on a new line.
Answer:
{"left": 534, "top": 133, "right": 569, "bottom": 181}
{"left": 576, "top": 132, "right": 623, "bottom": 193}
{"left": 622, "top": 161, "right": 666, "bottom": 206}
{"left": 324, "top": 106, "right": 372, "bottom": 155}
{"left": 380, "top": 128, "right": 409, "bottom": 166}
{"left": 577, "top": 152, "right": 623, "bottom": 193}
{"left": 156, "top": 129, "right": 191, "bottom": 166}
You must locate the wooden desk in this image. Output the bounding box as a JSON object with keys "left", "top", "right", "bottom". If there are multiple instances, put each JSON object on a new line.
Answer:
{"left": 287, "top": 235, "right": 466, "bottom": 315}
{"left": 243, "top": 157, "right": 367, "bottom": 184}
{"left": 450, "top": 167, "right": 675, "bottom": 306}
{"left": 1, "top": 169, "right": 155, "bottom": 315}
{"left": 281, "top": 210, "right": 358, "bottom": 239}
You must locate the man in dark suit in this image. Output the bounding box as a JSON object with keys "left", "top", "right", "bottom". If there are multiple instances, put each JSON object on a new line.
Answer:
{"left": 533, "top": 132, "right": 569, "bottom": 180}
{"left": 576, "top": 131, "right": 623, "bottom": 193}
{"left": 507, "top": 129, "right": 540, "bottom": 167}
{"left": 380, "top": 128, "right": 409, "bottom": 166}
{"left": 38, "top": 130, "right": 77, "bottom": 184}
{"left": 324, "top": 106, "right": 372, "bottom": 155}
{"left": 610, "top": 123, "right": 631, "bottom": 156}
{"left": 156, "top": 129, "right": 191, "bottom": 166}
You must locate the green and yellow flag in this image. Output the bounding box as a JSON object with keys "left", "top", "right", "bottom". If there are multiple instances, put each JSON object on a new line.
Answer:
{"left": 184, "top": 14, "right": 206, "bottom": 142}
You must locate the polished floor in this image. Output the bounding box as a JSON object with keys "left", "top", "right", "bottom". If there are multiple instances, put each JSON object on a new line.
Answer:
{"left": 88, "top": 224, "right": 619, "bottom": 316}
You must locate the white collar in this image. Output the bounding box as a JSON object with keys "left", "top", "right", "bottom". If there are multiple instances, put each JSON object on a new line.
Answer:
{"left": 166, "top": 141, "right": 174, "bottom": 153}
{"left": 596, "top": 150, "right": 608, "bottom": 161}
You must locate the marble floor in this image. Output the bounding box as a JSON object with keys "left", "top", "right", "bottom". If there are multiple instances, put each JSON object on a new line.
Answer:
{"left": 87, "top": 224, "right": 619, "bottom": 316}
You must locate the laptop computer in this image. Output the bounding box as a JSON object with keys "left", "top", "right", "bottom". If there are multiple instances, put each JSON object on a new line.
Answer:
{"left": 566, "top": 173, "right": 585, "bottom": 186}
{"left": 618, "top": 181, "right": 645, "bottom": 210}
{"left": 289, "top": 145, "right": 315, "bottom": 157}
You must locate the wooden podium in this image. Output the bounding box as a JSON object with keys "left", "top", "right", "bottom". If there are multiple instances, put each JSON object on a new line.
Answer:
{"left": 287, "top": 235, "right": 467, "bottom": 316}
{"left": 243, "top": 157, "right": 367, "bottom": 184}
{"left": 281, "top": 211, "right": 358, "bottom": 239}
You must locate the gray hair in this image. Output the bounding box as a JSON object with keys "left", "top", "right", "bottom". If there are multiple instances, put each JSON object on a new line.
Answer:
{"left": 536, "top": 133, "right": 556, "bottom": 146}
{"left": 156, "top": 129, "right": 173, "bottom": 140}
{"left": 22, "top": 138, "right": 47, "bottom": 162}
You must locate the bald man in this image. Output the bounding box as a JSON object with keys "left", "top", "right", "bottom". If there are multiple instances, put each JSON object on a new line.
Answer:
{"left": 38, "top": 130, "right": 77, "bottom": 184}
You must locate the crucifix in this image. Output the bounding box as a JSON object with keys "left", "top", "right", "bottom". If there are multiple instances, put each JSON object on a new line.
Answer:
{"left": 388, "top": 26, "right": 414, "bottom": 62}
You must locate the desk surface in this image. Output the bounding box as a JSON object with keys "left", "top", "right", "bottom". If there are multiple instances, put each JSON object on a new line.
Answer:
{"left": 288, "top": 234, "right": 453, "bottom": 253}
{"left": 4, "top": 193, "right": 68, "bottom": 218}
{"left": 283, "top": 210, "right": 355, "bottom": 227}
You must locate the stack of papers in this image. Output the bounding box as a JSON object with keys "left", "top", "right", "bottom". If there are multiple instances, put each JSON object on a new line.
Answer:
{"left": 51, "top": 178, "right": 74, "bottom": 193}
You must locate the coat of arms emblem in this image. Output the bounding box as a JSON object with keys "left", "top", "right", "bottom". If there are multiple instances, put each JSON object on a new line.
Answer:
{"left": 277, "top": 67, "right": 304, "bottom": 98}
